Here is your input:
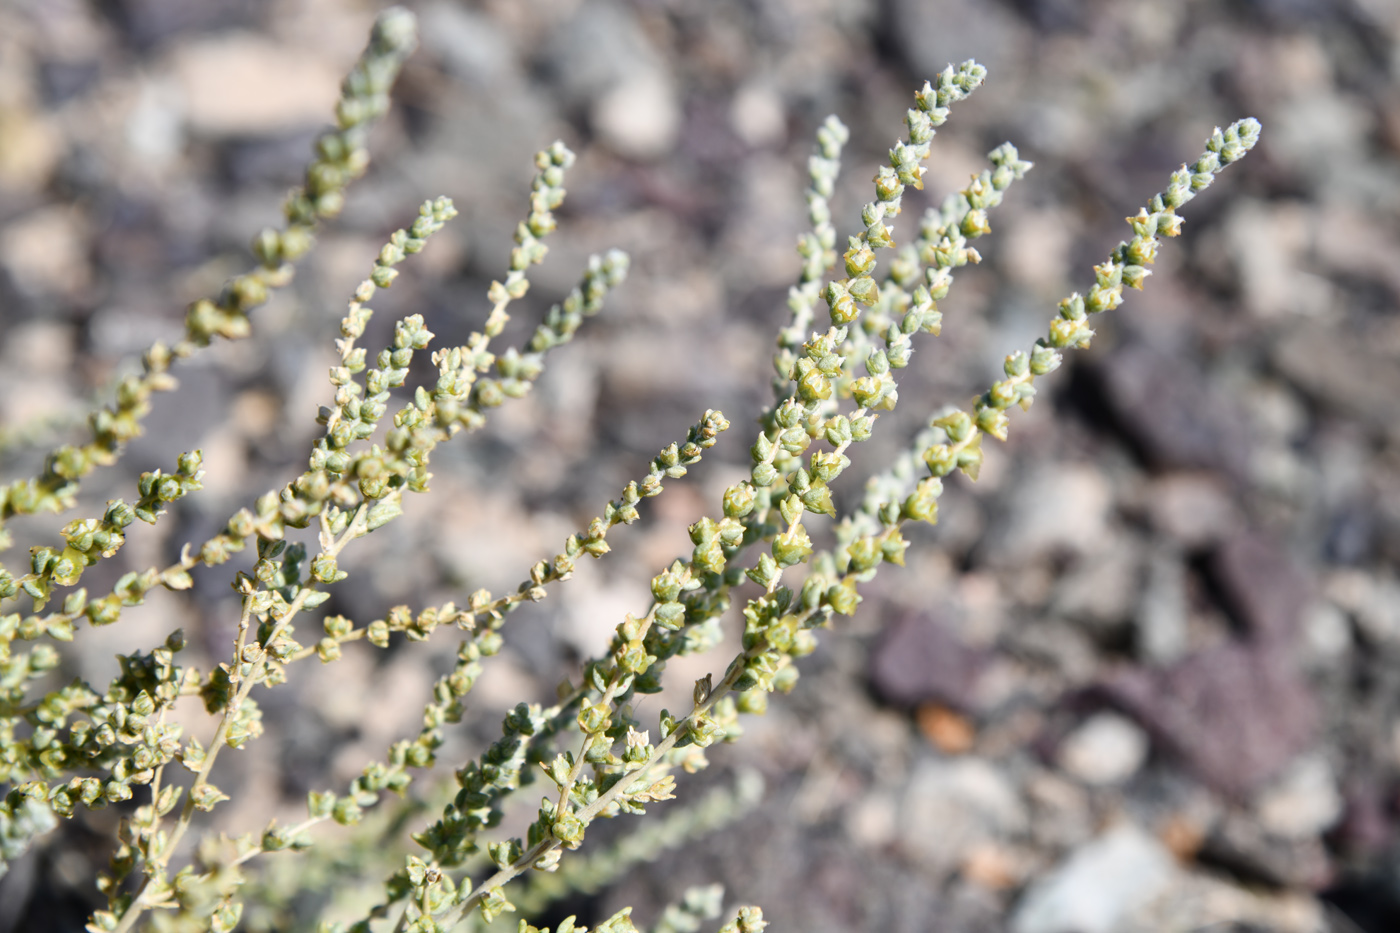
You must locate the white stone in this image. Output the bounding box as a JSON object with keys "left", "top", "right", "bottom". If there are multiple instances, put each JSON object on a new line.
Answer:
{"left": 1301, "top": 600, "right": 1352, "bottom": 666}
{"left": 420, "top": 2, "right": 516, "bottom": 85}
{"left": 0, "top": 205, "right": 89, "bottom": 299}
{"left": 1057, "top": 713, "right": 1150, "bottom": 786}
{"left": 1146, "top": 472, "right": 1239, "bottom": 547}
{"left": 1000, "top": 463, "right": 1113, "bottom": 562}
{"left": 1254, "top": 754, "right": 1342, "bottom": 840}
{"left": 1011, "top": 822, "right": 1177, "bottom": 933}
{"left": 126, "top": 79, "right": 184, "bottom": 165}
{"left": 900, "top": 756, "right": 1026, "bottom": 871}
{"left": 1136, "top": 547, "right": 1190, "bottom": 666}
{"left": 1001, "top": 207, "right": 1076, "bottom": 294}
{"left": 730, "top": 83, "right": 786, "bottom": 147}
{"left": 1221, "top": 199, "right": 1333, "bottom": 319}
{"left": 172, "top": 34, "right": 342, "bottom": 135}
{"left": 592, "top": 71, "right": 681, "bottom": 160}
{"left": 845, "top": 791, "right": 898, "bottom": 849}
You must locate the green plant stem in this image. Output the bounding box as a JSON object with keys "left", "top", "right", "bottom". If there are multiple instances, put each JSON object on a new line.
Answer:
{"left": 111, "top": 504, "right": 370, "bottom": 933}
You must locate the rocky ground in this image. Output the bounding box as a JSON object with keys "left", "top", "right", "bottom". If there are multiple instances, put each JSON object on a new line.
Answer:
{"left": 2, "top": 0, "right": 1400, "bottom": 931}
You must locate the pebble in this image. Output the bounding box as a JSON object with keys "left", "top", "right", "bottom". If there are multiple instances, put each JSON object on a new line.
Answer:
{"left": 1094, "top": 343, "right": 1252, "bottom": 477}
{"left": 729, "top": 82, "right": 786, "bottom": 148}
{"left": 1010, "top": 822, "right": 1176, "bottom": 933}
{"left": 887, "top": 0, "right": 1028, "bottom": 77}
{"left": 0, "top": 102, "right": 61, "bottom": 188}
{"left": 419, "top": 2, "right": 516, "bottom": 86}
{"left": 991, "top": 462, "right": 1113, "bottom": 564}
{"left": 869, "top": 610, "right": 987, "bottom": 711}
{"left": 592, "top": 71, "right": 681, "bottom": 159}
{"left": 899, "top": 756, "right": 1027, "bottom": 873}
{"left": 1221, "top": 198, "right": 1333, "bottom": 318}
{"left": 171, "top": 34, "right": 342, "bottom": 135}
{"left": 1125, "top": 868, "right": 1329, "bottom": 933}
{"left": 1135, "top": 546, "right": 1190, "bottom": 666}
{"left": 1301, "top": 600, "right": 1352, "bottom": 667}
{"left": 1052, "top": 534, "right": 1142, "bottom": 643}
{"left": 1144, "top": 472, "right": 1240, "bottom": 548}
{"left": 1106, "top": 643, "right": 1317, "bottom": 796}
{"left": 1210, "top": 531, "right": 1311, "bottom": 646}
{"left": 1253, "top": 753, "right": 1343, "bottom": 840}
{"left": 1200, "top": 810, "right": 1334, "bottom": 888}
{"left": 105, "top": 0, "right": 260, "bottom": 49}
{"left": 1327, "top": 570, "right": 1400, "bottom": 646}
{"left": 1057, "top": 712, "right": 1150, "bottom": 786}
{"left": 0, "top": 205, "right": 90, "bottom": 299}
{"left": 1273, "top": 320, "right": 1400, "bottom": 436}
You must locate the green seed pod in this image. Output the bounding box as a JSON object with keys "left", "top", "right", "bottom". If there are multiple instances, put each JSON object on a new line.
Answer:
{"left": 825, "top": 580, "right": 860, "bottom": 616}
{"left": 723, "top": 483, "right": 757, "bottom": 518}
{"left": 771, "top": 525, "right": 812, "bottom": 568}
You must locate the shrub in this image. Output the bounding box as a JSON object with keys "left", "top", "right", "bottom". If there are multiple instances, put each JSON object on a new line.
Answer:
{"left": 0, "top": 8, "right": 1258, "bottom": 932}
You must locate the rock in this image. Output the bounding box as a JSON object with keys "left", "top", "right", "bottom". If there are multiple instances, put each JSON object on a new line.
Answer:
{"left": 1008, "top": 619, "right": 1100, "bottom": 685}
{"left": 592, "top": 72, "right": 682, "bottom": 160}
{"left": 1135, "top": 546, "right": 1191, "bottom": 666}
{"left": 38, "top": 59, "right": 100, "bottom": 105}
{"left": 172, "top": 34, "right": 343, "bottom": 136}
{"left": 0, "top": 102, "right": 62, "bottom": 189}
{"left": 1314, "top": 204, "right": 1400, "bottom": 306}
{"left": 1272, "top": 321, "right": 1400, "bottom": 437}
{"left": 887, "top": 0, "right": 1029, "bottom": 77}
{"left": 1105, "top": 643, "right": 1317, "bottom": 797}
{"left": 1327, "top": 570, "right": 1400, "bottom": 646}
{"left": 1144, "top": 472, "right": 1240, "bottom": 548}
{"left": 1330, "top": 775, "right": 1394, "bottom": 860}
{"left": 1010, "top": 822, "right": 1177, "bottom": 933}
{"left": 1242, "top": 0, "right": 1350, "bottom": 23}
{"left": 899, "top": 756, "right": 1027, "bottom": 873}
{"left": 1052, "top": 535, "right": 1143, "bottom": 645}
{"left": 1057, "top": 712, "right": 1150, "bottom": 786}
{"left": 560, "top": 573, "right": 652, "bottom": 659}
{"left": 1209, "top": 531, "right": 1311, "bottom": 647}
{"left": 1003, "top": 0, "right": 1090, "bottom": 31}
{"left": 729, "top": 83, "right": 787, "bottom": 148}
{"left": 218, "top": 128, "right": 321, "bottom": 187}
{"left": 539, "top": 0, "right": 658, "bottom": 105}
{"left": 1300, "top": 600, "right": 1351, "bottom": 668}
{"left": 105, "top": 0, "right": 260, "bottom": 49}
{"left": 538, "top": 0, "right": 680, "bottom": 158}
{"left": 1094, "top": 343, "right": 1253, "bottom": 476}
{"left": 0, "top": 205, "right": 90, "bottom": 300}
{"left": 1253, "top": 753, "right": 1342, "bottom": 840}
{"left": 1269, "top": 93, "right": 1372, "bottom": 196}
{"left": 420, "top": 3, "right": 517, "bottom": 87}
{"left": 989, "top": 462, "right": 1113, "bottom": 564}
{"left": 1325, "top": 501, "right": 1377, "bottom": 566}
{"left": 1220, "top": 199, "right": 1332, "bottom": 318}
{"left": 916, "top": 703, "right": 977, "bottom": 755}
{"left": 1125, "top": 867, "right": 1331, "bottom": 933}
{"left": 1199, "top": 810, "right": 1333, "bottom": 888}
{"left": 869, "top": 610, "right": 988, "bottom": 712}
{"left": 125, "top": 79, "right": 185, "bottom": 167}
{"left": 1025, "top": 770, "right": 1093, "bottom": 851}
{"left": 961, "top": 841, "right": 1027, "bottom": 890}
{"left": 1001, "top": 207, "right": 1078, "bottom": 295}
{"left": 844, "top": 790, "right": 898, "bottom": 849}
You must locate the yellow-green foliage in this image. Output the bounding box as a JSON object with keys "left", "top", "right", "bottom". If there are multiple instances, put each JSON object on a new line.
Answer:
{"left": 0, "top": 7, "right": 1260, "bottom": 932}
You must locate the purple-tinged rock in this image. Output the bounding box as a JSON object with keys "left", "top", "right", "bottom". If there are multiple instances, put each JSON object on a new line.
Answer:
{"left": 1094, "top": 343, "right": 1252, "bottom": 477}
{"left": 870, "top": 610, "right": 988, "bottom": 713}
{"left": 1210, "top": 531, "right": 1312, "bottom": 647}
{"left": 1105, "top": 643, "right": 1317, "bottom": 797}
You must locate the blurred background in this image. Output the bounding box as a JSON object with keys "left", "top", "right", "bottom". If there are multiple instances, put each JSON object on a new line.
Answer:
{"left": 1, "top": 0, "right": 1399, "bottom": 930}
